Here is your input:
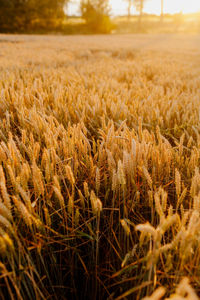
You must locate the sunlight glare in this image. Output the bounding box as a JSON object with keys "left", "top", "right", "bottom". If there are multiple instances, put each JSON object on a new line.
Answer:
{"left": 110, "top": 0, "right": 200, "bottom": 15}
{"left": 181, "top": 0, "right": 200, "bottom": 14}
{"left": 67, "top": 0, "right": 200, "bottom": 16}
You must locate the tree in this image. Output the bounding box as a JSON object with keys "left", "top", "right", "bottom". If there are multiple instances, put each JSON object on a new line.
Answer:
{"left": 0, "top": 0, "right": 15, "bottom": 31}
{"left": 160, "top": 0, "right": 164, "bottom": 23}
{"left": 80, "top": 0, "right": 114, "bottom": 33}
{"left": 33, "top": 0, "right": 67, "bottom": 29}
{"left": 0, "top": 0, "right": 69, "bottom": 32}
{"left": 133, "top": 0, "right": 146, "bottom": 28}
{"left": 127, "top": 0, "right": 132, "bottom": 20}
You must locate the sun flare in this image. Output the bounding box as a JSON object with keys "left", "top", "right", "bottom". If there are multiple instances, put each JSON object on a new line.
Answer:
{"left": 109, "top": 0, "right": 200, "bottom": 15}
{"left": 181, "top": 0, "right": 200, "bottom": 14}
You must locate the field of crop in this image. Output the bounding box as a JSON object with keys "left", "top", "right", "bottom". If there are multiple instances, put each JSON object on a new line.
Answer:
{"left": 0, "top": 34, "right": 200, "bottom": 299}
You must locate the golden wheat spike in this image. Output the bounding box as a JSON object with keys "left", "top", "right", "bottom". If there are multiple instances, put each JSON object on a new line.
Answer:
{"left": 175, "top": 168, "right": 181, "bottom": 197}
{"left": 135, "top": 222, "right": 156, "bottom": 238}
{"left": 95, "top": 167, "right": 100, "bottom": 194}
{"left": 13, "top": 196, "right": 33, "bottom": 228}
{"left": 142, "top": 166, "right": 153, "bottom": 189}
{"left": 120, "top": 219, "right": 130, "bottom": 236}
{"left": 53, "top": 186, "right": 65, "bottom": 209}
{"left": 142, "top": 287, "right": 165, "bottom": 300}
{"left": 65, "top": 165, "right": 75, "bottom": 186}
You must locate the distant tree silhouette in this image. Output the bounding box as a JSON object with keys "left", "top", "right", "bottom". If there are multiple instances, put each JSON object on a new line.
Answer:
{"left": 160, "top": 0, "right": 164, "bottom": 23}
{"left": 0, "top": 0, "right": 68, "bottom": 32}
{"left": 80, "top": 0, "right": 114, "bottom": 33}
{"left": 127, "top": 0, "right": 133, "bottom": 20}
{"left": 133, "top": 0, "right": 147, "bottom": 28}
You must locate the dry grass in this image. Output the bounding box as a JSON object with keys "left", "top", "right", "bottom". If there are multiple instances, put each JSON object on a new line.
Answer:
{"left": 0, "top": 34, "right": 200, "bottom": 299}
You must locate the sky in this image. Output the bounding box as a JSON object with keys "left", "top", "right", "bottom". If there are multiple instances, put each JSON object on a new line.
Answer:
{"left": 67, "top": 0, "right": 200, "bottom": 16}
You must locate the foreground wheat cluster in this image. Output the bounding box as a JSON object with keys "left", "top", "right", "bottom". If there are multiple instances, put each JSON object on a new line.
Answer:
{"left": 0, "top": 35, "right": 200, "bottom": 299}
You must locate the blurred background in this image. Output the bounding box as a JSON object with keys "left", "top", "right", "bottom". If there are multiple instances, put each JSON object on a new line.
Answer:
{"left": 0, "top": 0, "right": 200, "bottom": 34}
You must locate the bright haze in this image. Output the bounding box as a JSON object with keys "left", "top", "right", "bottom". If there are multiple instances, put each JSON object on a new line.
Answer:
{"left": 68, "top": 0, "right": 200, "bottom": 16}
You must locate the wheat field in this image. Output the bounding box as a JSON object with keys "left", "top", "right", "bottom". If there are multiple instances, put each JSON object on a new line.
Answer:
{"left": 0, "top": 34, "right": 200, "bottom": 299}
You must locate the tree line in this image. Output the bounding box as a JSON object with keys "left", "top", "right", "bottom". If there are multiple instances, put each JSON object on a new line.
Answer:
{"left": 0, "top": 0, "right": 68, "bottom": 32}
{"left": 0, "top": 0, "right": 165, "bottom": 33}
{"left": 127, "top": 0, "right": 165, "bottom": 23}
